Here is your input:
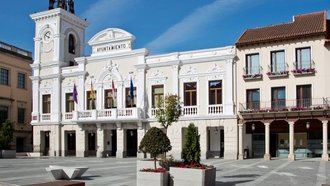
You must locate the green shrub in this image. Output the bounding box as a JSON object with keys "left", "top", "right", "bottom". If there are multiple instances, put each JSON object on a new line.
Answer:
{"left": 139, "top": 127, "right": 172, "bottom": 169}
{"left": 0, "top": 120, "right": 13, "bottom": 150}
{"left": 182, "top": 123, "right": 201, "bottom": 164}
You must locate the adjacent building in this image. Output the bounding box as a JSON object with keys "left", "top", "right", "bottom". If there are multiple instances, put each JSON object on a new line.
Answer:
{"left": 236, "top": 11, "right": 330, "bottom": 161}
{"left": 30, "top": 7, "right": 238, "bottom": 159}
{"left": 0, "top": 41, "right": 33, "bottom": 152}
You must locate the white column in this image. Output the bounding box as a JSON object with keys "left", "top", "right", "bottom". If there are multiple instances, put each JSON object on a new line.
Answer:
{"left": 54, "top": 125, "right": 61, "bottom": 156}
{"left": 264, "top": 123, "right": 271, "bottom": 160}
{"left": 77, "top": 75, "right": 85, "bottom": 111}
{"left": 172, "top": 64, "right": 179, "bottom": 95}
{"left": 51, "top": 77, "right": 61, "bottom": 122}
{"left": 288, "top": 121, "right": 295, "bottom": 161}
{"left": 31, "top": 79, "right": 40, "bottom": 122}
{"left": 33, "top": 37, "right": 41, "bottom": 64}
{"left": 224, "top": 59, "right": 234, "bottom": 115}
{"left": 97, "top": 124, "right": 105, "bottom": 158}
{"left": 116, "top": 123, "right": 126, "bottom": 158}
{"left": 137, "top": 122, "right": 146, "bottom": 158}
{"left": 322, "top": 121, "right": 329, "bottom": 161}
{"left": 198, "top": 125, "right": 208, "bottom": 160}
{"left": 117, "top": 82, "right": 124, "bottom": 109}
{"left": 96, "top": 85, "right": 102, "bottom": 110}
{"left": 238, "top": 124, "right": 244, "bottom": 160}
{"left": 76, "top": 126, "right": 87, "bottom": 157}
{"left": 137, "top": 68, "right": 146, "bottom": 112}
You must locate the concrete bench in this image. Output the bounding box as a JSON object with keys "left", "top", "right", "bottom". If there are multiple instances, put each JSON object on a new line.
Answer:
{"left": 26, "top": 180, "right": 85, "bottom": 186}
{"left": 46, "top": 165, "right": 89, "bottom": 180}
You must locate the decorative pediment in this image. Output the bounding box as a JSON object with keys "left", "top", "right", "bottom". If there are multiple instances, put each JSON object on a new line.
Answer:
{"left": 208, "top": 63, "right": 224, "bottom": 73}
{"left": 148, "top": 70, "right": 167, "bottom": 85}
{"left": 180, "top": 66, "right": 197, "bottom": 76}
{"left": 88, "top": 28, "right": 135, "bottom": 56}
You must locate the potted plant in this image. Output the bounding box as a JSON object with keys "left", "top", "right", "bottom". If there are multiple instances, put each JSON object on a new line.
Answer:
{"left": 169, "top": 123, "right": 216, "bottom": 186}
{"left": 0, "top": 120, "right": 15, "bottom": 158}
{"left": 137, "top": 127, "right": 172, "bottom": 186}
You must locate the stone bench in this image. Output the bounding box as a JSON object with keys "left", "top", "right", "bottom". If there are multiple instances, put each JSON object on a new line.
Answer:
{"left": 26, "top": 180, "right": 85, "bottom": 186}
{"left": 46, "top": 165, "right": 89, "bottom": 180}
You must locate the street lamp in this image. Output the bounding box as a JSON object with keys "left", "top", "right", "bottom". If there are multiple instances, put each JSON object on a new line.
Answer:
{"left": 306, "top": 122, "right": 310, "bottom": 157}
{"left": 252, "top": 123, "right": 255, "bottom": 158}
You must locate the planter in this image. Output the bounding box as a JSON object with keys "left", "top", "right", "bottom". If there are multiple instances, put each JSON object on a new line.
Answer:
{"left": 1, "top": 150, "right": 16, "bottom": 158}
{"left": 137, "top": 171, "right": 168, "bottom": 186}
{"left": 136, "top": 160, "right": 162, "bottom": 172}
{"left": 169, "top": 167, "right": 216, "bottom": 186}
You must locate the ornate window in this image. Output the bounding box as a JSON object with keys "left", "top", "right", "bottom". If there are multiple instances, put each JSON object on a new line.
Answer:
{"left": 104, "top": 89, "right": 117, "bottom": 109}
{"left": 125, "top": 87, "right": 137, "bottom": 108}
{"left": 86, "top": 91, "right": 96, "bottom": 110}
{"left": 209, "top": 80, "right": 222, "bottom": 105}
{"left": 151, "top": 85, "right": 164, "bottom": 108}
{"left": 68, "top": 34, "right": 76, "bottom": 54}
{"left": 42, "top": 94, "right": 51, "bottom": 113}
{"left": 184, "top": 82, "right": 197, "bottom": 106}
{"left": 66, "top": 93, "right": 75, "bottom": 112}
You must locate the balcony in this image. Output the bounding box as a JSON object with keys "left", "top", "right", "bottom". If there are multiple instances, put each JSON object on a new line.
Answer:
{"left": 208, "top": 104, "right": 224, "bottom": 115}
{"left": 292, "top": 61, "right": 316, "bottom": 76}
{"left": 243, "top": 66, "right": 263, "bottom": 81}
{"left": 71, "top": 108, "right": 143, "bottom": 123}
{"left": 239, "top": 98, "right": 330, "bottom": 120}
{"left": 267, "top": 64, "right": 289, "bottom": 78}
{"left": 182, "top": 106, "right": 198, "bottom": 116}
{"left": 41, "top": 114, "right": 51, "bottom": 121}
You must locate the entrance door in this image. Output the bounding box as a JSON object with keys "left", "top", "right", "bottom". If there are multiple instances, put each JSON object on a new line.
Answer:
{"left": 111, "top": 130, "right": 117, "bottom": 156}
{"left": 270, "top": 133, "right": 277, "bottom": 157}
{"left": 44, "top": 132, "right": 50, "bottom": 156}
{"left": 16, "top": 137, "right": 24, "bottom": 152}
{"left": 220, "top": 129, "right": 224, "bottom": 157}
{"left": 126, "top": 129, "right": 137, "bottom": 157}
{"left": 67, "top": 132, "right": 76, "bottom": 156}
{"left": 88, "top": 132, "right": 96, "bottom": 156}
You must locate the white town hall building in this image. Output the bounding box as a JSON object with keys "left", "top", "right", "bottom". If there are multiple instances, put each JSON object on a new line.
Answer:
{"left": 30, "top": 7, "right": 238, "bottom": 159}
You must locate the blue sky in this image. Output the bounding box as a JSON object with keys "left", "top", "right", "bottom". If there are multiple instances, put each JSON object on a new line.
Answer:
{"left": 0, "top": 0, "right": 329, "bottom": 55}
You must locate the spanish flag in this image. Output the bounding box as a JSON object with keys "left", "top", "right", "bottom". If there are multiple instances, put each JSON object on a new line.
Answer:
{"left": 90, "top": 81, "right": 96, "bottom": 100}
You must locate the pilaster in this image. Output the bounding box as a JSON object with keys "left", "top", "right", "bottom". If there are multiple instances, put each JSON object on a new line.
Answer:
{"left": 288, "top": 121, "right": 295, "bottom": 161}
{"left": 116, "top": 123, "right": 126, "bottom": 158}
{"left": 76, "top": 126, "right": 87, "bottom": 157}
{"left": 238, "top": 124, "right": 244, "bottom": 160}
{"left": 322, "top": 121, "right": 329, "bottom": 161}
{"left": 97, "top": 124, "right": 105, "bottom": 158}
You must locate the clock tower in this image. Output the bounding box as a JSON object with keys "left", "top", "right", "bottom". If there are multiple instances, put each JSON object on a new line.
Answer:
{"left": 30, "top": 4, "right": 88, "bottom": 67}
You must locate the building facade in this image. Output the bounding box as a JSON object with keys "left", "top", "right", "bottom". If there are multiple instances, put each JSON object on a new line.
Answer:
{"left": 236, "top": 11, "right": 330, "bottom": 161}
{"left": 30, "top": 7, "right": 238, "bottom": 159}
{"left": 0, "top": 41, "right": 33, "bottom": 152}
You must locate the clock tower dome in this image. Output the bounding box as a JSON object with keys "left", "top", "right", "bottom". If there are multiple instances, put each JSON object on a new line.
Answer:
{"left": 30, "top": 2, "right": 88, "bottom": 67}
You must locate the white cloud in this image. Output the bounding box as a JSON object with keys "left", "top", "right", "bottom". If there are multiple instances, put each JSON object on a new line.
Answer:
{"left": 145, "top": 0, "right": 245, "bottom": 53}
{"left": 81, "top": 0, "right": 137, "bottom": 35}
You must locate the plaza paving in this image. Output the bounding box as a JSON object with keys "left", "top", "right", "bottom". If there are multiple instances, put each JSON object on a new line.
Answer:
{"left": 0, "top": 157, "right": 329, "bottom": 186}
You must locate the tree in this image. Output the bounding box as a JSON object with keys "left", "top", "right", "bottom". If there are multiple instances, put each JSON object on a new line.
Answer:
{"left": 0, "top": 120, "right": 14, "bottom": 150}
{"left": 155, "top": 94, "right": 181, "bottom": 134}
{"left": 139, "top": 127, "right": 172, "bottom": 169}
{"left": 182, "top": 123, "right": 201, "bottom": 164}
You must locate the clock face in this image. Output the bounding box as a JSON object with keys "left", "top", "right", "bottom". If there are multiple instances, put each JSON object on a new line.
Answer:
{"left": 43, "top": 31, "right": 52, "bottom": 42}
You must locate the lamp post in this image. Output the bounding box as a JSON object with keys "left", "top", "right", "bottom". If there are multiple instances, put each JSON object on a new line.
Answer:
{"left": 252, "top": 123, "right": 255, "bottom": 158}
{"left": 306, "top": 122, "right": 310, "bottom": 157}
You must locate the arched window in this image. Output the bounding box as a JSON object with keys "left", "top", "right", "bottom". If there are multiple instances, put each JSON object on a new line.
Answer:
{"left": 68, "top": 34, "right": 76, "bottom": 54}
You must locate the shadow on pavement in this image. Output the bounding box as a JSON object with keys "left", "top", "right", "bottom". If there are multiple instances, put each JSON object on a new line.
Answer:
{"left": 216, "top": 180, "right": 254, "bottom": 186}
{"left": 223, "top": 174, "right": 260, "bottom": 178}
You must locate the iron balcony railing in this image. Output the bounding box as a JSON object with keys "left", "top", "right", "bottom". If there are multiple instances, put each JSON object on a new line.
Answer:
{"left": 239, "top": 98, "right": 330, "bottom": 113}
{"left": 292, "top": 60, "right": 316, "bottom": 75}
